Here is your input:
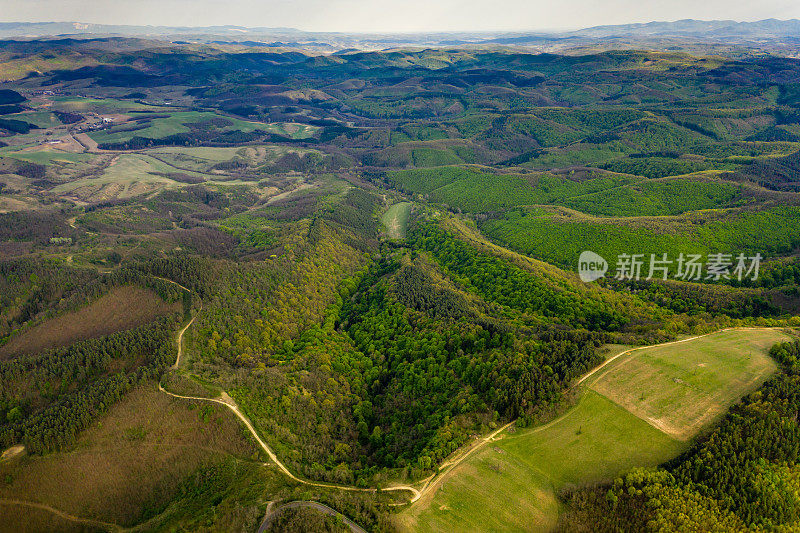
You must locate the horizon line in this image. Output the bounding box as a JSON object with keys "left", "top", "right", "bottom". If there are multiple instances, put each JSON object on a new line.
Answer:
{"left": 0, "top": 17, "right": 799, "bottom": 36}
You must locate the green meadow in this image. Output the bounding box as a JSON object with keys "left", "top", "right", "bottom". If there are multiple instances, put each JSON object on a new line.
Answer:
{"left": 399, "top": 390, "right": 682, "bottom": 533}
{"left": 589, "top": 328, "right": 791, "bottom": 440}
{"left": 87, "top": 111, "right": 263, "bottom": 144}
{"left": 382, "top": 202, "right": 412, "bottom": 239}
{"left": 399, "top": 327, "right": 793, "bottom": 532}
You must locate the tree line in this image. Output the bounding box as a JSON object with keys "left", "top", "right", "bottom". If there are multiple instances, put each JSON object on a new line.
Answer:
{"left": 0, "top": 317, "right": 179, "bottom": 454}
{"left": 558, "top": 338, "right": 800, "bottom": 531}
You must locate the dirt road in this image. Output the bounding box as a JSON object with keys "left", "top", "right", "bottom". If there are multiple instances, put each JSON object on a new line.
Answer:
{"left": 256, "top": 501, "right": 368, "bottom": 533}
{"left": 0, "top": 499, "right": 121, "bottom": 532}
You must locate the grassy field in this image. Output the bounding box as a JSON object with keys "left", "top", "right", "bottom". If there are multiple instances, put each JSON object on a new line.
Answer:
{"left": 0, "top": 384, "right": 262, "bottom": 528}
{"left": 0, "top": 196, "right": 40, "bottom": 214}
{"left": 589, "top": 328, "right": 791, "bottom": 440}
{"left": 86, "top": 111, "right": 311, "bottom": 146}
{"left": 0, "top": 286, "right": 180, "bottom": 359}
{"left": 50, "top": 153, "right": 209, "bottom": 203}
{"left": 398, "top": 390, "right": 683, "bottom": 533}
{"left": 2, "top": 150, "right": 93, "bottom": 165}
{"left": 147, "top": 145, "right": 253, "bottom": 172}
{"left": 4, "top": 111, "right": 63, "bottom": 129}
{"left": 50, "top": 97, "right": 166, "bottom": 114}
{"left": 262, "top": 122, "right": 319, "bottom": 139}
{"left": 398, "top": 328, "right": 793, "bottom": 532}
{"left": 146, "top": 144, "right": 321, "bottom": 173}
{"left": 0, "top": 504, "right": 106, "bottom": 533}
{"left": 382, "top": 202, "right": 412, "bottom": 239}
{"left": 87, "top": 111, "right": 263, "bottom": 145}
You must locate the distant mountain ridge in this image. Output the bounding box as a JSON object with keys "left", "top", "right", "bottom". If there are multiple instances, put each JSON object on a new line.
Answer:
{"left": 568, "top": 19, "right": 800, "bottom": 38}
{"left": 0, "top": 19, "right": 799, "bottom": 52}
{"left": 1, "top": 19, "right": 799, "bottom": 40}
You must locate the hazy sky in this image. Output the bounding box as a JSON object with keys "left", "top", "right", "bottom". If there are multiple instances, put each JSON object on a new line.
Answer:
{"left": 2, "top": 0, "right": 800, "bottom": 32}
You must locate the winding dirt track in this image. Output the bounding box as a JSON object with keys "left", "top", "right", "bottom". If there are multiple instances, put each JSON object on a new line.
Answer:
{"left": 0, "top": 499, "right": 122, "bottom": 532}
{"left": 256, "top": 500, "right": 368, "bottom": 533}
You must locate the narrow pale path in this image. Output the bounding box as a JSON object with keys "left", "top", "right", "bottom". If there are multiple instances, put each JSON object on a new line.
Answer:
{"left": 158, "top": 383, "right": 421, "bottom": 500}
{"left": 170, "top": 314, "right": 197, "bottom": 370}
{"left": 257, "top": 501, "right": 368, "bottom": 533}
{"left": 164, "top": 292, "right": 791, "bottom": 510}
{"left": 0, "top": 499, "right": 122, "bottom": 532}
